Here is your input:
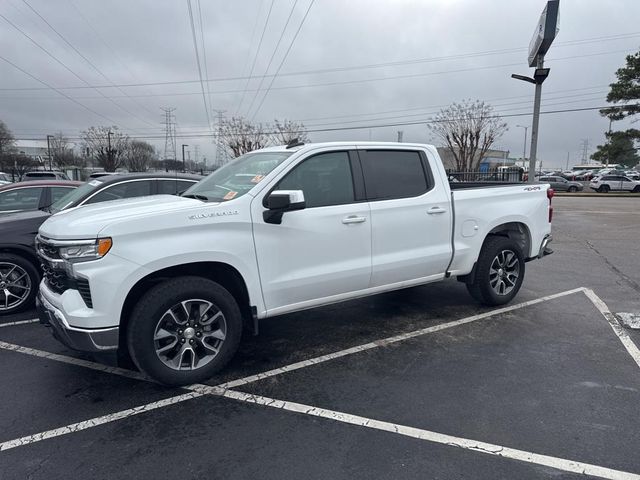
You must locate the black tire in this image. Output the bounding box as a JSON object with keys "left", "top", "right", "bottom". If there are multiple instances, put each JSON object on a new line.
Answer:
{"left": 601, "top": 184, "right": 610, "bottom": 193}
{"left": 0, "top": 253, "right": 40, "bottom": 315}
{"left": 633, "top": 186, "right": 640, "bottom": 193}
{"left": 466, "top": 236, "right": 525, "bottom": 306}
{"left": 567, "top": 186, "right": 577, "bottom": 193}
{"left": 127, "top": 276, "right": 243, "bottom": 386}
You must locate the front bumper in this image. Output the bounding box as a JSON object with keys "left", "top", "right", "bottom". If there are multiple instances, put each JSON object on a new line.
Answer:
{"left": 37, "top": 293, "right": 119, "bottom": 352}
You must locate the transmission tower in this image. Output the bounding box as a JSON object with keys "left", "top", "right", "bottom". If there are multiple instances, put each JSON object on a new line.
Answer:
{"left": 580, "top": 139, "right": 590, "bottom": 164}
{"left": 162, "top": 107, "right": 177, "bottom": 161}
{"left": 194, "top": 145, "right": 200, "bottom": 165}
{"left": 213, "top": 109, "right": 227, "bottom": 167}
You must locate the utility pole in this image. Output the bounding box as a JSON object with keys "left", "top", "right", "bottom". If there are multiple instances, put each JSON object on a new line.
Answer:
{"left": 182, "top": 144, "right": 188, "bottom": 172}
{"left": 46, "top": 134, "right": 53, "bottom": 170}
{"left": 605, "top": 118, "right": 613, "bottom": 167}
{"left": 566, "top": 151, "right": 570, "bottom": 170}
{"left": 580, "top": 139, "right": 590, "bottom": 164}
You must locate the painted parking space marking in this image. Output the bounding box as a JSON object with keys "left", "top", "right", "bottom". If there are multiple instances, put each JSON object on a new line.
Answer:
{"left": 0, "top": 319, "right": 38, "bottom": 328}
{"left": 0, "top": 392, "right": 202, "bottom": 452}
{"left": 2, "top": 286, "right": 640, "bottom": 480}
{"left": 0, "top": 340, "right": 146, "bottom": 381}
{"left": 617, "top": 313, "right": 640, "bottom": 330}
{"left": 219, "top": 287, "right": 587, "bottom": 389}
{"left": 219, "top": 389, "right": 640, "bottom": 480}
{"left": 584, "top": 289, "right": 640, "bottom": 370}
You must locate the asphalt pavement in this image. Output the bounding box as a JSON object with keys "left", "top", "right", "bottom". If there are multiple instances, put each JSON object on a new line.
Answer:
{"left": 0, "top": 196, "right": 638, "bottom": 479}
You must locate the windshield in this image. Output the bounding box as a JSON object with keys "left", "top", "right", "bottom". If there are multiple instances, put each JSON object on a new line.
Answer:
{"left": 49, "top": 180, "right": 102, "bottom": 213}
{"left": 183, "top": 151, "right": 292, "bottom": 202}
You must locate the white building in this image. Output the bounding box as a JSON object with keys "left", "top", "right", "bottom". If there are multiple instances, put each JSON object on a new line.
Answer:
{"left": 15, "top": 140, "right": 49, "bottom": 164}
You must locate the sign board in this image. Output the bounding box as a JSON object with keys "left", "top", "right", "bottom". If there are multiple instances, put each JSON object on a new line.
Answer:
{"left": 528, "top": 0, "right": 560, "bottom": 67}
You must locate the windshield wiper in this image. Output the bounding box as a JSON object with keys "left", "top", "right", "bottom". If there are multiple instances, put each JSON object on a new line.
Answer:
{"left": 181, "top": 193, "right": 210, "bottom": 201}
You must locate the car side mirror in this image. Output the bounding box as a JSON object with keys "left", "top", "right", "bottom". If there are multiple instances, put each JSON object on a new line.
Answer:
{"left": 263, "top": 190, "right": 306, "bottom": 224}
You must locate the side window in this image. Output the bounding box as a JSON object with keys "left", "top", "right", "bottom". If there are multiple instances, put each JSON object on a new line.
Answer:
{"left": 85, "top": 180, "right": 153, "bottom": 204}
{"left": 360, "top": 150, "right": 429, "bottom": 200}
{"left": 50, "top": 187, "right": 74, "bottom": 204}
{"left": 275, "top": 151, "right": 354, "bottom": 208}
{"left": 0, "top": 187, "right": 44, "bottom": 211}
{"left": 158, "top": 179, "right": 196, "bottom": 195}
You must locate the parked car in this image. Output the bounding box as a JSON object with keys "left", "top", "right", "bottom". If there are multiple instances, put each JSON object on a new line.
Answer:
{"left": 590, "top": 175, "right": 640, "bottom": 193}
{"left": 0, "top": 173, "right": 201, "bottom": 314}
{"left": 0, "top": 180, "right": 81, "bottom": 214}
{"left": 538, "top": 176, "right": 583, "bottom": 192}
{"left": 35, "top": 142, "right": 553, "bottom": 385}
{"left": 0, "top": 172, "right": 12, "bottom": 184}
{"left": 22, "top": 170, "right": 70, "bottom": 181}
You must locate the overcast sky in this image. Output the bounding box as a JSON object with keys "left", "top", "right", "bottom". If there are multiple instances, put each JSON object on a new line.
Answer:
{"left": 1, "top": 0, "right": 639, "bottom": 168}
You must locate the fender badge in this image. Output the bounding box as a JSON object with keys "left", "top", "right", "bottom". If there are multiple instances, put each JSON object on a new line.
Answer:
{"left": 188, "top": 210, "right": 239, "bottom": 220}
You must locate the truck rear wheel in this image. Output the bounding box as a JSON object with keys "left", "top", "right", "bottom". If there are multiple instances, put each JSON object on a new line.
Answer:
{"left": 466, "top": 236, "right": 525, "bottom": 306}
{"left": 127, "top": 276, "right": 242, "bottom": 386}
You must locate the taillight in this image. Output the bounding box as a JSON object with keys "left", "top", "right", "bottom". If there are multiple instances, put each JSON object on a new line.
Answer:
{"left": 547, "top": 188, "right": 553, "bottom": 223}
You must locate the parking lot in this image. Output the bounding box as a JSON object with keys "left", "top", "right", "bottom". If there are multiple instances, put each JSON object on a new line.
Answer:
{"left": 1, "top": 196, "right": 639, "bottom": 480}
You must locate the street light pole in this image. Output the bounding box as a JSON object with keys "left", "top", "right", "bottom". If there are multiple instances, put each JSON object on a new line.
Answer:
{"left": 182, "top": 144, "right": 188, "bottom": 172}
{"left": 528, "top": 58, "right": 544, "bottom": 183}
{"left": 46, "top": 134, "right": 53, "bottom": 171}
{"left": 516, "top": 125, "right": 529, "bottom": 168}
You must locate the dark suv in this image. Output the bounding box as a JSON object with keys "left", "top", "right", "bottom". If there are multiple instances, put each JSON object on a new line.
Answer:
{"left": 0, "top": 172, "right": 202, "bottom": 314}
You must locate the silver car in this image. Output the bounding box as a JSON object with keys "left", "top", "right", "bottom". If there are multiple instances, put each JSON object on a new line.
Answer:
{"left": 539, "top": 175, "right": 584, "bottom": 192}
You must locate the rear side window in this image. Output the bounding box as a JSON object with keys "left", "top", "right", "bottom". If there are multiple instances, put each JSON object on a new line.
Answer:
{"left": 50, "top": 186, "right": 75, "bottom": 203}
{"left": 85, "top": 180, "right": 153, "bottom": 204}
{"left": 360, "top": 150, "right": 429, "bottom": 200}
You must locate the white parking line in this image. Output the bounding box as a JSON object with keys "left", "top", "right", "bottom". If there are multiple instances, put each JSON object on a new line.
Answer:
{"left": 0, "top": 287, "right": 589, "bottom": 456}
{"left": 584, "top": 289, "right": 640, "bottom": 370}
{"left": 0, "top": 319, "right": 39, "bottom": 328}
{"left": 0, "top": 340, "right": 146, "bottom": 381}
{"left": 0, "top": 392, "right": 202, "bottom": 452}
{"left": 219, "top": 389, "right": 640, "bottom": 480}
{"left": 219, "top": 287, "right": 587, "bottom": 389}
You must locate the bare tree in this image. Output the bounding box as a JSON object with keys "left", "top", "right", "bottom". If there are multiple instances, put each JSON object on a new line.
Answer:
{"left": 125, "top": 140, "right": 155, "bottom": 172}
{"left": 0, "top": 120, "right": 16, "bottom": 169}
{"left": 269, "top": 119, "right": 310, "bottom": 145}
{"left": 219, "top": 117, "right": 268, "bottom": 158}
{"left": 4, "top": 152, "right": 37, "bottom": 178}
{"left": 81, "top": 126, "right": 129, "bottom": 172}
{"left": 428, "top": 100, "right": 508, "bottom": 171}
{"left": 50, "top": 132, "right": 81, "bottom": 169}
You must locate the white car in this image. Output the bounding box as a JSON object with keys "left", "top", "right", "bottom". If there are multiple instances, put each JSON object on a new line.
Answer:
{"left": 35, "top": 142, "right": 553, "bottom": 385}
{"left": 0, "top": 172, "right": 12, "bottom": 185}
{"left": 590, "top": 174, "right": 640, "bottom": 193}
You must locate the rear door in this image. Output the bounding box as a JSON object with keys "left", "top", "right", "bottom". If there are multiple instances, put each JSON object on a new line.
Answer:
{"left": 358, "top": 148, "right": 452, "bottom": 287}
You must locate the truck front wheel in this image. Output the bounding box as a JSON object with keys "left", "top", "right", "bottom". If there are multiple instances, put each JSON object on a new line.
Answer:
{"left": 127, "top": 276, "right": 242, "bottom": 386}
{"left": 466, "top": 236, "right": 525, "bottom": 306}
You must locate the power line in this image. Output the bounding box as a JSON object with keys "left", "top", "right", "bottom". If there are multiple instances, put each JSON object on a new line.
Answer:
{"left": 249, "top": 0, "right": 316, "bottom": 120}
{"left": 243, "top": 0, "right": 300, "bottom": 117}
{"left": 187, "top": 0, "right": 212, "bottom": 131}
{"left": 195, "top": 0, "right": 214, "bottom": 124}
{"left": 2, "top": 31, "right": 636, "bottom": 93}
{"left": 0, "top": 11, "right": 143, "bottom": 131}
{"left": 15, "top": 104, "right": 630, "bottom": 141}
{"left": 20, "top": 0, "right": 158, "bottom": 127}
{"left": 0, "top": 54, "right": 121, "bottom": 124}
{"left": 235, "top": 0, "right": 276, "bottom": 115}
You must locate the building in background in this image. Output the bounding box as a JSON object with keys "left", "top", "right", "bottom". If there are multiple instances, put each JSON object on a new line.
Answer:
{"left": 436, "top": 147, "right": 517, "bottom": 171}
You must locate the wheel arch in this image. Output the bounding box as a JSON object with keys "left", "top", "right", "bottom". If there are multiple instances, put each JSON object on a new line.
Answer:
{"left": 119, "top": 261, "right": 255, "bottom": 353}
{"left": 0, "top": 245, "right": 41, "bottom": 271}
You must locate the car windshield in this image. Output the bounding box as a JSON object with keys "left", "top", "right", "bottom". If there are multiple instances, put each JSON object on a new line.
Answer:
{"left": 183, "top": 151, "right": 293, "bottom": 202}
{"left": 49, "top": 180, "right": 102, "bottom": 213}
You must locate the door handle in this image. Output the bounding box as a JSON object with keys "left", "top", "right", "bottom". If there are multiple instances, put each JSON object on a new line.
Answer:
{"left": 427, "top": 207, "right": 447, "bottom": 215}
{"left": 342, "top": 215, "right": 367, "bottom": 224}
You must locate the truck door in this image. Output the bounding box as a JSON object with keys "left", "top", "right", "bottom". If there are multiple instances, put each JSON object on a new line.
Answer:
{"left": 251, "top": 149, "right": 372, "bottom": 314}
{"left": 358, "top": 148, "right": 452, "bottom": 287}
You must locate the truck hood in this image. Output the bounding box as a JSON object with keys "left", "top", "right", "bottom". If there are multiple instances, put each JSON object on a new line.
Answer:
{"left": 39, "top": 195, "right": 206, "bottom": 239}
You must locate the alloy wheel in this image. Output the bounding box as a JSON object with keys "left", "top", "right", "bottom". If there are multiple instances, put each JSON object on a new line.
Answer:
{"left": 153, "top": 299, "right": 227, "bottom": 370}
{"left": 489, "top": 250, "right": 520, "bottom": 296}
{"left": 0, "top": 262, "right": 32, "bottom": 312}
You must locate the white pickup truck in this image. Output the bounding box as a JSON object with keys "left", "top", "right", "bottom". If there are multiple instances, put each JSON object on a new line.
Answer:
{"left": 36, "top": 142, "right": 553, "bottom": 385}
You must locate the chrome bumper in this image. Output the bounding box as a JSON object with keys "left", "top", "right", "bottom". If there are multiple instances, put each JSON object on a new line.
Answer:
{"left": 37, "top": 293, "right": 119, "bottom": 352}
{"left": 537, "top": 234, "right": 553, "bottom": 259}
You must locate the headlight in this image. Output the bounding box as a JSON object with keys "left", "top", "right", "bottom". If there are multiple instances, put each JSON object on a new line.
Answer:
{"left": 58, "top": 238, "right": 112, "bottom": 262}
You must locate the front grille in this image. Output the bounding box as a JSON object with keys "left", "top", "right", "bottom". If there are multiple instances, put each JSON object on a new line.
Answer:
{"left": 40, "top": 261, "right": 93, "bottom": 309}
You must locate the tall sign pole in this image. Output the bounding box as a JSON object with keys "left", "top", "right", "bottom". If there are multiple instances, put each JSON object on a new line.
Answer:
{"left": 511, "top": 0, "right": 559, "bottom": 183}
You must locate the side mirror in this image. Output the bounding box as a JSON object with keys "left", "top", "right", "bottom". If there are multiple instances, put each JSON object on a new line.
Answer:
{"left": 263, "top": 190, "right": 305, "bottom": 224}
